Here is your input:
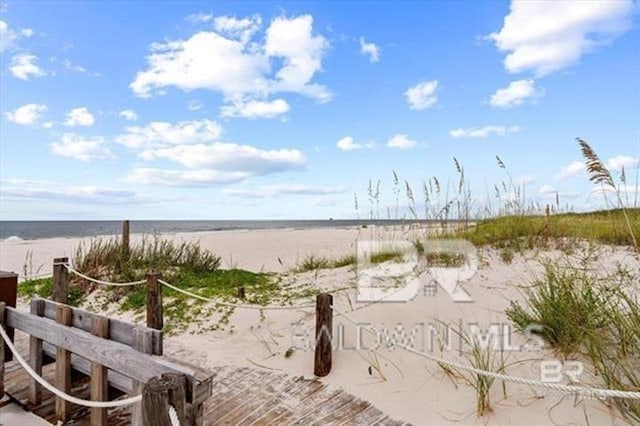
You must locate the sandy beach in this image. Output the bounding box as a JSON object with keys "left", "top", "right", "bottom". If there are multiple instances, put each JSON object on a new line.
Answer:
{"left": 2, "top": 226, "right": 638, "bottom": 425}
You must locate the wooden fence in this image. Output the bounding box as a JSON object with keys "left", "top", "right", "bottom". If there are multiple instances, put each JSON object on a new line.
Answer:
{"left": 0, "top": 295, "right": 212, "bottom": 425}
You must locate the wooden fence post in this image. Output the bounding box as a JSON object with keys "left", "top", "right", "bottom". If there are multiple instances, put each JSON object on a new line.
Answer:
{"left": 0, "top": 302, "right": 5, "bottom": 398}
{"left": 28, "top": 298, "right": 45, "bottom": 404}
{"left": 0, "top": 271, "right": 17, "bottom": 362}
{"left": 142, "top": 373, "right": 186, "bottom": 426}
{"left": 53, "top": 257, "right": 69, "bottom": 304}
{"left": 55, "top": 305, "right": 73, "bottom": 422}
{"left": 90, "top": 315, "right": 110, "bottom": 426}
{"left": 314, "top": 293, "right": 333, "bottom": 377}
{"left": 132, "top": 327, "right": 156, "bottom": 425}
{"left": 146, "top": 272, "right": 163, "bottom": 331}
{"left": 122, "top": 220, "right": 130, "bottom": 255}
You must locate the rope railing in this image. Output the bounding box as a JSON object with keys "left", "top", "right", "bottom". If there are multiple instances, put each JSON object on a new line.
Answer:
{"left": 331, "top": 305, "right": 640, "bottom": 401}
{"left": 0, "top": 325, "right": 142, "bottom": 408}
{"left": 64, "top": 265, "right": 145, "bottom": 287}
{"left": 19, "top": 272, "right": 53, "bottom": 282}
{"left": 158, "top": 279, "right": 315, "bottom": 311}
{"left": 52, "top": 263, "right": 314, "bottom": 310}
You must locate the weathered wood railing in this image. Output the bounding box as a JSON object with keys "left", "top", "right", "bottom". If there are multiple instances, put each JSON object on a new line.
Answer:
{"left": 0, "top": 298, "right": 213, "bottom": 425}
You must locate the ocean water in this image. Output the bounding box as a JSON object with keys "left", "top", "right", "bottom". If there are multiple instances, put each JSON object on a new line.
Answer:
{"left": 0, "top": 219, "right": 442, "bottom": 241}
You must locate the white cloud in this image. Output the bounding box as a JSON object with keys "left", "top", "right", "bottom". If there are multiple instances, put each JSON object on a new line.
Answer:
{"left": 264, "top": 15, "right": 330, "bottom": 101}
{"left": 405, "top": 80, "right": 438, "bottom": 110}
{"left": 489, "top": 0, "right": 634, "bottom": 76}
{"left": 555, "top": 160, "right": 585, "bottom": 180}
{"left": 489, "top": 79, "right": 542, "bottom": 108}
{"left": 9, "top": 53, "right": 47, "bottom": 80}
{"left": 119, "top": 109, "right": 138, "bottom": 121}
{"left": 141, "top": 143, "right": 306, "bottom": 172}
{"left": 606, "top": 155, "right": 639, "bottom": 172}
{"left": 220, "top": 98, "right": 290, "bottom": 119}
{"left": 50, "top": 133, "right": 115, "bottom": 162}
{"left": 222, "top": 184, "right": 345, "bottom": 198}
{"left": 538, "top": 184, "right": 558, "bottom": 196}
{"left": 185, "top": 12, "right": 214, "bottom": 23}
{"left": 336, "top": 136, "right": 375, "bottom": 152}
{"left": 125, "top": 168, "right": 249, "bottom": 186}
{"left": 42, "top": 121, "right": 54, "bottom": 129}
{"left": 214, "top": 15, "right": 262, "bottom": 44}
{"left": 0, "top": 179, "right": 160, "bottom": 205}
{"left": 359, "top": 37, "right": 380, "bottom": 63}
{"left": 63, "top": 107, "right": 95, "bottom": 127}
{"left": 449, "top": 125, "right": 520, "bottom": 139}
{"left": 556, "top": 155, "right": 639, "bottom": 180}
{"left": 130, "top": 14, "right": 330, "bottom": 112}
{"left": 4, "top": 103, "right": 47, "bottom": 125}
{"left": 115, "top": 119, "right": 223, "bottom": 149}
{"left": 0, "top": 20, "right": 33, "bottom": 53}
{"left": 310, "top": 199, "right": 337, "bottom": 207}
{"left": 61, "top": 59, "right": 86, "bottom": 73}
{"left": 387, "top": 134, "right": 417, "bottom": 150}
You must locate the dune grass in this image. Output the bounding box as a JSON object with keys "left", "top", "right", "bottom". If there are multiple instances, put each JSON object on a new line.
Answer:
{"left": 19, "top": 235, "right": 318, "bottom": 333}
{"left": 451, "top": 208, "right": 639, "bottom": 251}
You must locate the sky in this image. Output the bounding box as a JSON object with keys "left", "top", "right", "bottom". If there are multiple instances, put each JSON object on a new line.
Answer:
{"left": 1, "top": 0, "right": 639, "bottom": 220}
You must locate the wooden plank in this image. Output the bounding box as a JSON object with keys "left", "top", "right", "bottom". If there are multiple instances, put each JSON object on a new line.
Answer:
{"left": 91, "top": 315, "right": 109, "bottom": 426}
{"left": 235, "top": 377, "right": 325, "bottom": 424}
{"left": 293, "top": 390, "right": 356, "bottom": 424}
{"left": 28, "top": 298, "right": 44, "bottom": 404}
{"left": 7, "top": 307, "right": 181, "bottom": 384}
{"left": 40, "top": 298, "right": 163, "bottom": 355}
{"left": 343, "top": 404, "right": 389, "bottom": 424}
{"left": 0, "top": 302, "right": 4, "bottom": 398}
{"left": 214, "top": 372, "right": 290, "bottom": 424}
{"left": 207, "top": 370, "right": 279, "bottom": 420}
{"left": 42, "top": 342, "right": 133, "bottom": 394}
{"left": 132, "top": 325, "right": 154, "bottom": 426}
{"left": 55, "top": 304, "right": 73, "bottom": 422}
{"left": 270, "top": 387, "right": 344, "bottom": 424}
{"left": 311, "top": 396, "right": 370, "bottom": 425}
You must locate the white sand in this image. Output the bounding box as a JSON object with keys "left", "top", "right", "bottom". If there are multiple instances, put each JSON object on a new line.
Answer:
{"left": 1, "top": 228, "right": 638, "bottom": 425}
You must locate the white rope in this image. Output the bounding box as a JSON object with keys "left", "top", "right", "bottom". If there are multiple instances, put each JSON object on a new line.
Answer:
{"left": 331, "top": 305, "right": 640, "bottom": 400}
{"left": 65, "top": 265, "right": 145, "bottom": 287}
{"left": 0, "top": 325, "right": 142, "bottom": 408}
{"left": 19, "top": 273, "right": 53, "bottom": 282}
{"left": 158, "top": 279, "right": 315, "bottom": 311}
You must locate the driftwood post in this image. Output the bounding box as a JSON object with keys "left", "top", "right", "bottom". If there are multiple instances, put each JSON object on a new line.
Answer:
{"left": 0, "top": 271, "right": 17, "bottom": 362}
{"left": 146, "top": 272, "right": 163, "bottom": 331}
{"left": 314, "top": 293, "right": 333, "bottom": 377}
{"left": 0, "top": 302, "right": 5, "bottom": 398}
{"left": 55, "top": 304, "right": 73, "bottom": 422}
{"left": 122, "top": 220, "right": 130, "bottom": 255}
{"left": 53, "top": 257, "right": 69, "bottom": 304}
{"left": 28, "top": 298, "right": 45, "bottom": 404}
{"left": 90, "top": 315, "right": 110, "bottom": 426}
{"left": 142, "top": 373, "right": 187, "bottom": 426}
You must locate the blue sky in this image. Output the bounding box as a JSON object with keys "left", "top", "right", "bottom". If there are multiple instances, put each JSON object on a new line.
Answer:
{"left": 1, "top": 1, "right": 638, "bottom": 220}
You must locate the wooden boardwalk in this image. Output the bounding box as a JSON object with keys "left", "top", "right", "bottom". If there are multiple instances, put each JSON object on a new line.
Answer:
{"left": 4, "top": 336, "right": 409, "bottom": 425}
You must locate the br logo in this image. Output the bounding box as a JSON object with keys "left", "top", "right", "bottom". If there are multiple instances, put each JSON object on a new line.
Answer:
{"left": 355, "top": 239, "right": 478, "bottom": 303}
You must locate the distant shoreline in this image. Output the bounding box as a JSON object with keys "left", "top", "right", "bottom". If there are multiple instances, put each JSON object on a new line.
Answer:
{"left": 0, "top": 219, "right": 472, "bottom": 241}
